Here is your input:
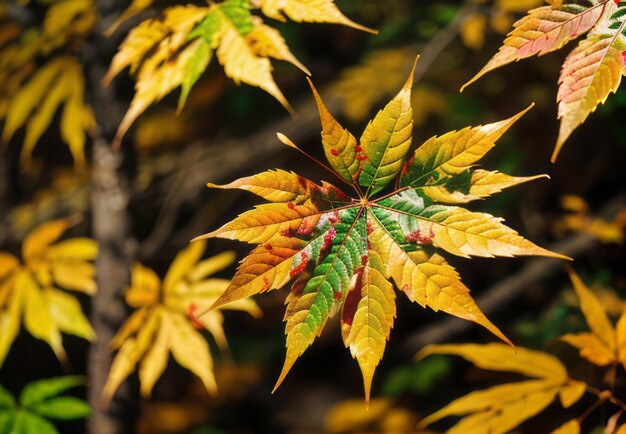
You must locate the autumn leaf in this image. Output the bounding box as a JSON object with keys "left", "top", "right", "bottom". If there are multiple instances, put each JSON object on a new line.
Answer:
{"left": 106, "top": 0, "right": 372, "bottom": 145}
{"left": 0, "top": 218, "right": 97, "bottom": 367}
{"left": 552, "top": 419, "right": 580, "bottom": 434}
{"left": 257, "top": 0, "right": 375, "bottom": 33}
{"left": 561, "top": 269, "right": 626, "bottom": 369}
{"left": 102, "top": 240, "right": 261, "bottom": 406}
{"left": 0, "top": 0, "right": 96, "bottom": 169}
{"left": 416, "top": 343, "right": 587, "bottom": 434}
{"left": 195, "top": 57, "right": 568, "bottom": 403}
{"left": 463, "top": 0, "right": 626, "bottom": 161}
{"left": 555, "top": 195, "right": 625, "bottom": 244}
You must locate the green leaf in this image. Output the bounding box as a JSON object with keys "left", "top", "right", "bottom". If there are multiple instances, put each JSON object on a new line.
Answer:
{"left": 178, "top": 39, "right": 213, "bottom": 113}
{"left": 30, "top": 398, "right": 91, "bottom": 421}
{"left": 10, "top": 411, "right": 58, "bottom": 434}
{"left": 0, "top": 387, "right": 14, "bottom": 409}
{"left": 220, "top": 0, "right": 254, "bottom": 35}
{"left": 0, "top": 410, "right": 15, "bottom": 434}
{"left": 19, "top": 377, "right": 85, "bottom": 408}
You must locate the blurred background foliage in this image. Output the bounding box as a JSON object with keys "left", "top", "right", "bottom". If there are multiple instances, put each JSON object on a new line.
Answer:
{"left": 0, "top": 0, "right": 625, "bottom": 433}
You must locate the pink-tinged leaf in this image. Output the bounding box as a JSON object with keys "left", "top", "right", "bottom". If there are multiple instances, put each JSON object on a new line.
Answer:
{"left": 463, "top": 3, "right": 612, "bottom": 91}
{"left": 555, "top": 31, "right": 625, "bottom": 160}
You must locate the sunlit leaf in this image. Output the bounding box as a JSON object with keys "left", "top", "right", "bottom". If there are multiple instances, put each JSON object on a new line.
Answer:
{"left": 198, "top": 57, "right": 567, "bottom": 402}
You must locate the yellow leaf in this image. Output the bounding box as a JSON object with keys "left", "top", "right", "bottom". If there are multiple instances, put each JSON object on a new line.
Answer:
{"left": 368, "top": 212, "right": 511, "bottom": 346}
{"left": 246, "top": 18, "right": 310, "bottom": 75}
{"left": 309, "top": 80, "right": 360, "bottom": 184}
{"left": 418, "top": 380, "right": 561, "bottom": 434}
{"left": 617, "top": 425, "right": 626, "bottom": 434}
{"left": 22, "top": 218, "right": 69, "bottom": 262}
{"left": 616, "top": 311, "right": 626, "bottom": 371}
{"left": 106, "top": 0, "right": 154, "bottom": 35}
{"left": 568, "top": 269, "right": 616, "bottom": 353}
{"left": 127, "top": 263, "right": 160, "bottom": 307}
{"left": 551, "top": 419, "right": 580, "bottom": 434}
{"left": 403, "top": 106, "right": 533, "bottom": 185}
{"left": 558, "top": 381, "right": 586, "bottom": 408}
{"left": 415, "top": 206, "right": 568, "bottom": 259}
{"left": 167, "top": 311, "right": 218, "bottom": 395}
{"left": 43, "top": 287, "right": 95, "bottom": 341}
{"left": 52, "top": 261, "right": 96, "bottom": 295}
{"left": 418, "top": 343, "right": 567, "bottom": 381}
{"left": 102, "top": 307, "right": 161, "bottom": 405}
{"left": 163, "top": 240, "right": 206, "bottom": 293}
{"left": 0, "top": 277, "right": 22, "bottom": 367}
{"left": 561, "top": 332, "right": 614, "bottom": 366}
{"left": 139, "top": 309, "right": 171, "bottom": 397}
{"left": 21, "top": 271, "right": 65, "bottom": 361}
{"left": 109, "top": 307, "right": 148, "bottom": 350}
{"left": 0, "top": 253, "right": 18, "bottom": 279}
{"left": 258, "top": 0, "right": 375, "bottom": 33}
{"left": 48, "top": 238, "right": 98, "bottom": 261}
{"left": 341, "top": 251, "right": 395, "bottom": 403}
{"left": 216, "top": 10, "right": 292, "bottom": 113}
{"left": 188, "top": 251, "right": 236, "bottom": 282}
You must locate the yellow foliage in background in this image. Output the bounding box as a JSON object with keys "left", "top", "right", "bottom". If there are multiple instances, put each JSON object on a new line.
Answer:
{"left": 0, "top": 218, "right": 97, "bottom": 367}
{"left": 102, "top": 240, "right": 261, "bottom": 406}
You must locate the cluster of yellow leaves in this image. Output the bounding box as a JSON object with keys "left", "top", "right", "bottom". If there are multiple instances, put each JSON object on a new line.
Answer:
{"left": 460, "top": 0, "right": 545, "bottom": 50}
{"left": 419, "top": 270, "right": 626, "bottom": 434}
{"left": 417, "top": 344, "right": 587, "bottom": 434}
{"left": 561, "top": 269, "right": 626, "bottom": 370}
{"left": 555, "top": 195, "right": 625, "bottom": 244}
{"left": 106, "top": 0, "right": 375, "bottom": 145}
{"left": 0, "top": 218, "right": 97, "bottom": 367}
{"left": 102, "top": 240, "right": 261, "bottom": 405}
{"left": 0, "top": 0, "right": 96, "bottom": 168}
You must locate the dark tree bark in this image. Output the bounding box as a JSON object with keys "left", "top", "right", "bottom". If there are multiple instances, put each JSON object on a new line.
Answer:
{"left": 84, "top": 2, "right": 138, "bottom": 432}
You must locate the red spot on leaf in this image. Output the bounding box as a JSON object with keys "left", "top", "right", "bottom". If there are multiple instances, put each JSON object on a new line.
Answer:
{"left": 366, "top": 221, "right": 373, "bottom": 235}
{"left": 356, "top": 154, "right": 368, "bottom": 161}
{"left": 330, "top": 149, "right": 340, "bottom": 156}
{"left": 333, "top": 291, "right": 342, "bottom": 301}
{"left": 615, "top": 0, "right": 620, "bottom": 6}
{"left": 342, "top": 269, "right": 364, "bottom": 326}
{"left": 405, "top": 228, "right": 434, "bottom": 244}
{"left": 261, "top": 276, "right": 271, "bottom": 292}
{"left": 264, "top": 243, "right": 273, "bottom": 251}
{"left": 355, "top": 145, "right": 363, "bottom": 152}
{"left": 296, "top": 218, "right": 316, "bottom": 236}
{"left": 290, "top": 252, "right": 309, "bottom": 278}
{"left": 187, "top": 304, "right": 203, "bottom": 330}
{"left": 329, "top": 210, "right": 341, "bottom": 224}
{"left": 622, "top": 50, "right": 626, "bottom": 65}
{"left": 321, "top": 227, "right": 337, "bottom": 253}
{"left": 287, "top": 201, "right": 295, "bottom": 210}
{"left": 361, "top": 255, "right": 368, "bottom": 266}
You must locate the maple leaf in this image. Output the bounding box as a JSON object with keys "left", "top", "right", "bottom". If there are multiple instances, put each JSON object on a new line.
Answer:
{"left": 561, "top": 269, "right": 626, "bottom": 369}
{"left": 195, "top": 57, "right": 569, "bottom": 403}
{"left": 101, "top": 240, "right": 261, "bottom": 406}
{"left": 416, "top": 343, "right": 587, "bottom": 434}
{"left": 0, "top": 0, "right": 97, "bottom": 168}
{"left": 0, "top": 218, "right": 98, "bottom": 367}
{"left": 106, "top": 0, "right": 372, "bottom": 145}
{"left": 462, "top": 0, "right": 626, "bottom": 161}
{"left": 0, "top": 376, "right": 91, "bottom": 433}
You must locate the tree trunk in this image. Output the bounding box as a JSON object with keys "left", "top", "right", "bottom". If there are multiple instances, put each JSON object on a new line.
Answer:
{"left": 85, "top": 2, "right": 138, "bottom": 431}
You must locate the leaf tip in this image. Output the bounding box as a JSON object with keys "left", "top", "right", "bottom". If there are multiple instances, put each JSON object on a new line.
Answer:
{"left": 276, "top": 132, "right": 298, "bottom": 149}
